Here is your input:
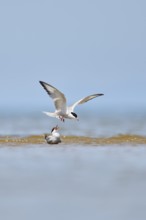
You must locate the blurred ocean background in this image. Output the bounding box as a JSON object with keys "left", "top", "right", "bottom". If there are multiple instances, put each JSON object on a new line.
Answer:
{"left": 1, "top": 106, "right": 146, "bottom": 220}
{"left": 1, "top": 106, "right": 146, "bottom": 137}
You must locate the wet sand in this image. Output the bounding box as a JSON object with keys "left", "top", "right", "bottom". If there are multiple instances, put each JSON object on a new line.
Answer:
{"left": 0, "top": 134, "right": 146, "bottom": 146}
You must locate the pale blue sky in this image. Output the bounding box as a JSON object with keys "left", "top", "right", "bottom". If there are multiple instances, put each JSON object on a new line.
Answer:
{"left": 0, "top": 0, "right": 146, "bottom": 111}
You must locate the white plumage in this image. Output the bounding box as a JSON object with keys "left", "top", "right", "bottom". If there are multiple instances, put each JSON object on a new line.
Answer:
{"left": 44, "top": 125, "right": 61, "bottom": 144}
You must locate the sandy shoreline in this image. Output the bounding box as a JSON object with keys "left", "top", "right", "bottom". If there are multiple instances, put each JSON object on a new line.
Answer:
{"left": 0, "top": 134, "right": 146, "bottom": 146}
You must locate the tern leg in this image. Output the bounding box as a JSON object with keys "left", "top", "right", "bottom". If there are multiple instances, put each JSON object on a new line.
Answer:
{"left": 59, "top": 116, "right": 65, "bottom": 122}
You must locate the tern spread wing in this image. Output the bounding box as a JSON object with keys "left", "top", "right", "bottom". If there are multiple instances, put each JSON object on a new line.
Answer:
{"left": 68, "top": 93, "right": 104, "bottom": 112}
{"left": 39, "top": 81, "right": 67, "bottom": 112}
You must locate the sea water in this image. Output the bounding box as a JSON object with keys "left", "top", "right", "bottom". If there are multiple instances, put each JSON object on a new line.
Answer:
{"left": 0, "top": 108, "right": 146, "bottom": 220}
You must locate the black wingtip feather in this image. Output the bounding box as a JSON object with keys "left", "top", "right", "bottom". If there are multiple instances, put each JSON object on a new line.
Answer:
{"left": 39, "top": 81, "right": 46, "bottom": 89}
{"left": 39, "top": 81, "right": 45, "bottom": 86}
{"left": 39, "top": 81, "right": 51, "bottom": 96}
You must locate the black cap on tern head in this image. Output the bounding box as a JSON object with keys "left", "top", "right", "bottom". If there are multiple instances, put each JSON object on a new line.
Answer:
{"left": 71, "top": 112, "right": 78, "bottom": 118}
{"left": 51, "top": 125, "right": 59, "bottom": 133}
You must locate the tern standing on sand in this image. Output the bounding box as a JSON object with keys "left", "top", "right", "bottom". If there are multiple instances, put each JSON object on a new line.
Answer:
{"left": 44, "top": 125, "right": 61, "bottom": 144}
{"left": 39, "top": 81, "right": 104, "bottom": 122}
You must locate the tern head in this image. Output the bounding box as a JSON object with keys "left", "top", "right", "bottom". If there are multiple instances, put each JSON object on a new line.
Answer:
{"left": 51, "top": 125, "right": 59, "bottom": 133}
{"left": 71, "top": 112, "right": 79, "bottom": 120}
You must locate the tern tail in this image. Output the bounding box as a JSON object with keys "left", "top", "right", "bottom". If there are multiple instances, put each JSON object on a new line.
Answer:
{"left": 43, "top": 111, "right": 57, "bottom": 118}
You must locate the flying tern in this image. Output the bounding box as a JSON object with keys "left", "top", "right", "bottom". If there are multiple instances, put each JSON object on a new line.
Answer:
{"left": 39, "top": 81, "right": 104, "bottom": 122}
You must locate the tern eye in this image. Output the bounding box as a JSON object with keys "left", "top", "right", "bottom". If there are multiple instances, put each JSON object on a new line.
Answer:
{"left": 71, "top": 112, "right": 77, "bottom": 118}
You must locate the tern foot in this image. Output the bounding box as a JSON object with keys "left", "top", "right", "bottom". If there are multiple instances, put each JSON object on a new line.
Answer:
{"left": 59, "top": 116, "right": 65, "bottom": 122}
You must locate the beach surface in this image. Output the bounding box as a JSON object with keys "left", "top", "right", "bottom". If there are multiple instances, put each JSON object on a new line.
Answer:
{"left": 0, "top": 110, "right": 146, "bottom": 220}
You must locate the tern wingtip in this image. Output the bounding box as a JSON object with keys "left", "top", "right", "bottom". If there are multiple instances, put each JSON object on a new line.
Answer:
{"left": 39, "top": 80, "right": 44, "bottom": 85}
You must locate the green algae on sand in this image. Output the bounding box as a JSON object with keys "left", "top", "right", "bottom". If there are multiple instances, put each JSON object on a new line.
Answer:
{"left": 0, "top": 134, "right": 146, "bottom": 146}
